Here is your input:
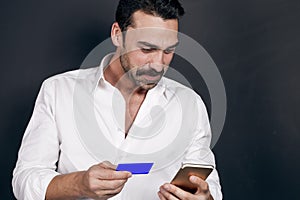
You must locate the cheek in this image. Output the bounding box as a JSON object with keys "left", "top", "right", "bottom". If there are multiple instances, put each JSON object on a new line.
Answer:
{"left": 164, "top": 53, "right": 174, "bottom": 65}
{"left": 127, "top": 50, "right": 150, "bottom": 67}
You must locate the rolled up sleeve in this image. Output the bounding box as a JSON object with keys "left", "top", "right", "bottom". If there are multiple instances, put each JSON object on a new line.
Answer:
{"left": 183, "top": 96, "right": 223, "bottom": 200}
{"left": 12, "top": 80, "right": 61, "bottom": 199}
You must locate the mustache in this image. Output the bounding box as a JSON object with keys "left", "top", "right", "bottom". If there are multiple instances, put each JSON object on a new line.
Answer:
{"left": 136, "top": 68, "right": 164, "bottom": 77}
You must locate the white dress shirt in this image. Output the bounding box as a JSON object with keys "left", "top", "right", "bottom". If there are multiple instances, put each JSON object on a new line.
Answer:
{"left": 12, "top": 54, "right": 222, "bottom": 200}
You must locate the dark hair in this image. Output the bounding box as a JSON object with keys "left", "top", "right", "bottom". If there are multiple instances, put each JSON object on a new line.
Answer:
{"left": 115, "top": 0, "right": 185, "bottom": 31}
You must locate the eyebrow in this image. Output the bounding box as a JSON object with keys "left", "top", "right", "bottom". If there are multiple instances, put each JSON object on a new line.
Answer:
{"left": 137, "top": 41, "right": 179, "bottom": 49}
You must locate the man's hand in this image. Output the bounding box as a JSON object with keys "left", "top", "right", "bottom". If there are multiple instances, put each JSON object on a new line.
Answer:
{"left": 81, "top": 161, "right": 132, "bottom": 199}
{"left": 158, "top": 175, "right": 213, "bottom": 200}
{"left": 46, "top": 161, "right": 132, "bottom": 200}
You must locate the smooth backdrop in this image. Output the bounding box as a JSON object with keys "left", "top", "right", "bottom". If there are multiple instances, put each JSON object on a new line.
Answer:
{"left": 1, "top": 0, "right": 299, "bottom": 199}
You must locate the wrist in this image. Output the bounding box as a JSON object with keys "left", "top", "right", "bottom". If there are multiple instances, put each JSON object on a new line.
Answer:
{"left": 76, "top": 171, "right": 92, "bottom": 198}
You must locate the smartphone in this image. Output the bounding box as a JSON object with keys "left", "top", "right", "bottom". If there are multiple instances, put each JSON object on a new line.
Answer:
{"left": 171, "top": 163, "right": 214, "bottom": 193}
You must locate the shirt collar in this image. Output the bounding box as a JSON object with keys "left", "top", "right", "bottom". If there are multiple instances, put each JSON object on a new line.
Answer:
{"left": 92, "top": 53, "right": 168, "bottom": 100}
{"left": 92, "top": 53, "right": 114, "bottom": 93}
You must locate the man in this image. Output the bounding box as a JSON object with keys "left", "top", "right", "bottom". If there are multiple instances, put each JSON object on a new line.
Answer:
{"left": 12, "top": 0, "right": 222, "bottom": 199}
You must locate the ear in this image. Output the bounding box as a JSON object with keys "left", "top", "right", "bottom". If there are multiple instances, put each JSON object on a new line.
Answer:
{"left": 111, "top": 22, "right": 123, "bottom": 47}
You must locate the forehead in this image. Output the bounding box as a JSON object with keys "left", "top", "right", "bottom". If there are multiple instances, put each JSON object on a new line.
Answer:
{"left": 125, "top": 11, "right": 179, "bottom": 47}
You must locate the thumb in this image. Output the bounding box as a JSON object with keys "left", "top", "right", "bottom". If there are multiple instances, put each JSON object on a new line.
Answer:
{"left": 189, "top": 175, "right": 209, "bottom": 194}
{"left": 99, "top": 161, "right": 117, "bottom": 170}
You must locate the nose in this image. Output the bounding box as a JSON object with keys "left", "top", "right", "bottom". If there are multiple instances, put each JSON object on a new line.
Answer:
{"left": 150, "top": 51, "right": 165, "bottom": 72}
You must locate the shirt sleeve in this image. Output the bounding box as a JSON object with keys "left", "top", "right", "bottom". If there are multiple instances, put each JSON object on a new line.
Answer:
{"left": 12, "top": 80, "right": 61, "bottom": 200}
{"left": 182, "top": 96, "right": 223, "bottom": 200}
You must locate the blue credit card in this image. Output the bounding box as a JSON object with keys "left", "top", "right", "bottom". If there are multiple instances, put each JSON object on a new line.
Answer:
{"left": 116, "top": 163, "right": 154, "bottom": 174}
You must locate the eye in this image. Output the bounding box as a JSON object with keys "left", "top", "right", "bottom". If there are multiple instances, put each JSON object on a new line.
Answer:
{"left": 164, "top": 48, "right": 176, "bottom": 54}
{"left": 141, "top": 48, "right": 155, "bottom": 53}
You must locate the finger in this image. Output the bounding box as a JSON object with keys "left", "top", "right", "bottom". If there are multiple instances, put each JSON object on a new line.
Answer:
{"left": 158, "top": 191, "right": 167, "bottom": 200}
{"left": 97, "top": 162, "right": 133, "bottom": 178}
{"left": 99, "top": 181, "right": 126, "bottom": 196}
{"left": 159, "top": 186, "right": 180, "bottom": 200}
{"left": 105, "top": 178, "right": 129, "bottom": 190}
{"left": 88, "top": 165, "right": 132, "bottom": 180}
{"left": 94, "top": 178, "right": 128, "bottom": 190}
{"left": 189, "top": 176, "right": 209, "bottom": 194}
{"left": 99, "top": 169, "right": 132, "bottom": 180}
{"left": 163, "top": 183, "right": 193, "bottom": 199}
{"left": 94, "top": 183, "right": 125, "bottom": 199}
{"left": 98, "top": 161, "right": 117, "bottom": 170}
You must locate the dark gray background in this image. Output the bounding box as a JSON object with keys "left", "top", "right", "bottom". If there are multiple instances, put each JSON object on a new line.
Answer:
{"left": 1, "top": 0, "right": 299, "bottom": 199}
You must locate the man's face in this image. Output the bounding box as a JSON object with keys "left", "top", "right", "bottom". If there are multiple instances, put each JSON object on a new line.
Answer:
{"left": 119, "top": 11, "right": 179, "bottom": 90}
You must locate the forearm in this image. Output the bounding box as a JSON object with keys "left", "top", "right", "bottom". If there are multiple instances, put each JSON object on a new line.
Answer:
{"left": 46, "top": 171, "right": 89, "bottom": 200}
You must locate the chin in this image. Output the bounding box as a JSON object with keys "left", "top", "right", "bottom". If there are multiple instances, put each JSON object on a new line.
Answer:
{"left": 140, "top": 83, "right": 157, "bottom": 90}
{"left": 135, "top": 79, "right": 158, "bottom": 90}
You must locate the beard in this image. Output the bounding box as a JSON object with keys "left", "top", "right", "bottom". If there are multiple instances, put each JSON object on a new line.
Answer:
{"left": 119, "top": 53, "right": 165, "bottom": 90}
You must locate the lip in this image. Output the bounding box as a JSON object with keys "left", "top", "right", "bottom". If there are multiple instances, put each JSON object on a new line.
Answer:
{"left": 142, "top": 74, "right": 161, "bottom": 82}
